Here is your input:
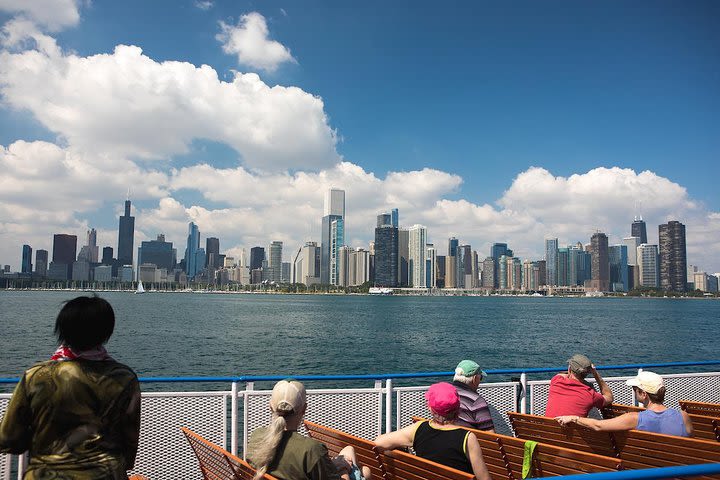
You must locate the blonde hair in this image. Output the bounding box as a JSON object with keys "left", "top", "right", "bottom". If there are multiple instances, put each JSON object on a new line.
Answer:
{"left": 248, "top": 381, "right": 306, "bottom": 480}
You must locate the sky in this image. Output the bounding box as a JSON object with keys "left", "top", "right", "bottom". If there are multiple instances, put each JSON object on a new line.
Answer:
{"left": 0, "top": 0, "right": 718, "bottom": 273}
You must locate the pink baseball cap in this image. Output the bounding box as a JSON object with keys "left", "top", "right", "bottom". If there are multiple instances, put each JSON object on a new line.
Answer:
{"left": 425, "top": 382, "right": 460, "bottom": 416}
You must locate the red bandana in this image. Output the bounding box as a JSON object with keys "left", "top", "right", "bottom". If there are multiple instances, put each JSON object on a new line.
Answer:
{"left": 50, "top": 345, "right": 114, "bottom": 361}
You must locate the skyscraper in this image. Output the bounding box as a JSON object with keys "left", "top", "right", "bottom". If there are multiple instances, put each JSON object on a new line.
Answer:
{"left": 87, "top": 228, "right": 98, "bottom": 262}
{"left": 35, "top": 249, "right": 48, "bottom": 277}
{"left": 491, "top": 243, "right": 508, "bottom": 288}
{"left": 448, "top": 237, "right": 459, "bottom": 288}
{"left": 631, "top": 217, "right": 648, "bottom": 245}
{"left": 21, "top": 244, "right": 32, "bottom": 273}
{"left": 50, "top": 234, "right": 77, "bottom": 280}
{"left": 269, "top": 241, "right": 283, "bottom": 283}
{"left": 321, "top": 188, "right": 345, "bottom": 285}
{"left": 117, "top": 199, "right": 135, "bottom": 267}
{"left": 408, "top": 224, "right": 427, "bottom": 287}
{"left": 659, "top": 220, "right": 687, "bottom": 292}
{"left": 292, "top": 241, "right": 320, "bottom": 285}
{"left": 184, "top": 222, "right": 201, "bottom": 279}
{"left": 637, "top": 244, "right": 659, "bottom": 287}
{"left": 397, "top": 228, "right": 409, "bottom": 287}
{"left": 206, "top": 237, "right": 220, "bottom": 269}
{"left": 545, "top": 238, "right": 559, "bottom": 286}
{"left": 460, "top": 244, "right": 472, "bottom": 288}
{"left": 391, "top": 208, "right": 399, "bottom": 228}
{"left": 374, "top": 215, "right": 398, "bottom": 287}
{"left": 608, "top": 245, "right": 629, "bottom": 292}
{"left": 425, "top": 244, "right": 436, "bottom": 288}
{"left": 138, "top": 235, "right": 175, "bottom": 272}
{"left": 587, "top": 232, "right": 609, "bottom": 292}
{"left": 52, "top": 234, "right": 77, "bottom": 265}
{"left": 250, "top": 247, "right": 265, "bottom": 272}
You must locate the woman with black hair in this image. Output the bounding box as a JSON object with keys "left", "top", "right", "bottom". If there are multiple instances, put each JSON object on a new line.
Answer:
{"left": 0, "top": 296, "right": 141, "bottom": 480}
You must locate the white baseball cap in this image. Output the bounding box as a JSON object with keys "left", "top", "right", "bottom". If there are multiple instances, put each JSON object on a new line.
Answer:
{"left": 625, "top": 371, "right": 664, "bottom": 394}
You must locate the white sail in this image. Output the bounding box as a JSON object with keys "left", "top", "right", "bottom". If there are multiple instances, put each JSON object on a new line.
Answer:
{"left": 136, "top": 281, "right": 145, "bottom": 294}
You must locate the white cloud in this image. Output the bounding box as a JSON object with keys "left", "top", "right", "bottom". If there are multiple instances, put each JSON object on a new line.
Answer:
{"left": 0, "top": 43, "right": 339, "bottom": 172}
{"left": 216, "top": 12, "right": 296, "bottom": 73}
{"left": 194, "top": 1, "right": 213, "bottom": 11}
{"left": 0, "top": 0, "right": 81, "bottom": 31}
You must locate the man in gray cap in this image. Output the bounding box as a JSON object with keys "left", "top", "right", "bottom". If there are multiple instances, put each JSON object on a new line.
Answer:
{"left": 451, "top": 360, "right": 495, "bottom": 431}
{"left": 544, "top": 354, "right": 613, "bottom": 418}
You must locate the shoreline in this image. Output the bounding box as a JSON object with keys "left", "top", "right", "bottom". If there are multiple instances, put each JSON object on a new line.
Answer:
{"left": 1, "top": 287, "right": 717, "bottom": 299}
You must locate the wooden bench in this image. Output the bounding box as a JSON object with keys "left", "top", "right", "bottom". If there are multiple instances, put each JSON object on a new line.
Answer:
{"left": 681, "top": 400, "right": 720, "bottom": 418}
{"left": 602, "top": 403, "right": 720, "bottom": 442}
{"left": 304, "top": 420, "right": 475, "bottom": 480}
{"left": 508, "top": 412, "right": 720, "bottom": 479}
{"left": 181, "top": 427, "right": 278, "bottom": 480}
{"left": 412, "top": 416, "right": 622, "bottom": 478}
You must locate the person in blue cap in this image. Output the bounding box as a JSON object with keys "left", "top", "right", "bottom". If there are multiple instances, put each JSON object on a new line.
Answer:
{"left": 452, "top": 360, "right": 495, "bottom": 432}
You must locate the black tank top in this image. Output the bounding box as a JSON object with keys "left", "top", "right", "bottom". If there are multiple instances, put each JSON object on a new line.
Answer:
{"left": 412, "top": 421, "right": 472, "bottom": 473}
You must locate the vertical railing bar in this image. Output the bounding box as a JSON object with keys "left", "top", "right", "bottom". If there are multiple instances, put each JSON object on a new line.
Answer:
{"left": 374, "top": 380, "right": 383, "bottom": 437}
{"left": 231, "top": 381, "right": 238, "bottom": 455}
{"left": 385, "top": 379, "right": 393, "bottom": 434}
{"left": 395, "top": 385, "right": 401, "bottom": 432}
{"left": 520, "top": 372, "right": 527, "bottom": 414}
{"left": 17, "top": 454, "right": 26, "bottom": 480}
{"left": 243, "top": 381, "right": 253, "bottom": 460}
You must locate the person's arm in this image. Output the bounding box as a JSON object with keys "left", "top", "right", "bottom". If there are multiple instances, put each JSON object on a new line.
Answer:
{"left": 591, "top": 364, "right": 613, "bottom": 406}
{"left": 119, "top": 376, "right": 141, "bottom": 469}
{"left": 465, "top": 432, "right": 491, "bottom": 480}
{"left": 311, "top": 452, "right": 343, "bottom": 480}
{"left": 680, "top": 410, "right": 694, "bottom": 436}
{"left": 556, "top": 412, "right": 638, "bottom": 432}
{"left": 0, "top": 373, "right": 32, "bottom": 454}
{"left": 374, "top": 423, "right": 419, "bottom": 451}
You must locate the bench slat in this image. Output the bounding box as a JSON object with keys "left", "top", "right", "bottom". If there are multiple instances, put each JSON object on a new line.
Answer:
{"left": 508, "top": 412, "right": 720, "bottom": 477}
{"left": 181, "top": 427, "right": 278, "bottom": 480}
{"left": 680, "top": 400, "right": 720, "bottom": 418}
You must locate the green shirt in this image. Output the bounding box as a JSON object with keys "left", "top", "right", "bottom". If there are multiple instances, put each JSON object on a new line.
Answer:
{"left": 0, "top": 359, "right": 141, "bottom": 480}
{"left": 247, "top": 428, "right": 340, "bottom": 480}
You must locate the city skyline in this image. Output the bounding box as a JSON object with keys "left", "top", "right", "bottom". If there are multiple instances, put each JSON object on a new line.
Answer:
{"left": 1, "top": 1, "right": 719, "bottom": 272}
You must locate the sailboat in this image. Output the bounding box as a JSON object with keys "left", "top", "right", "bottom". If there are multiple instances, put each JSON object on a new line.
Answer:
{"left": 135, "top": 281, "right": 145, "bottom": 294}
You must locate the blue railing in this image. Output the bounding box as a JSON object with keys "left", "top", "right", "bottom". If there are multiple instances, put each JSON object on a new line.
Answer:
{"left": 540, "top": 462, "right": 720, "bottom": 480}
{"left": 2, "top": 359, "right": 719, "bottom": 383}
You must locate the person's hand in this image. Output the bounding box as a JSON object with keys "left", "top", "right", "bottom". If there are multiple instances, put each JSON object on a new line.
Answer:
{"left": 556, "top": 415, "right": 577, "bottom": 426}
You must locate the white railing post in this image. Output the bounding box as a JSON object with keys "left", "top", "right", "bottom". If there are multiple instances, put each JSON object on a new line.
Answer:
{"left": 17, "top": 454, "right": 26, "bottom": 480}
{"left": 520, "top": 372, "right": 527, "bottom": 414}
{"left": 243, "top": 382, "right": 253, "bottom": 459}
{"left": 231, "top": 381, "right": 238, "bottom": 455}
{"left": 374, "top": 380, "right": 383, "bottom": 436}
{"left": 385, "top": 379, "right": 393, "bottom": 434}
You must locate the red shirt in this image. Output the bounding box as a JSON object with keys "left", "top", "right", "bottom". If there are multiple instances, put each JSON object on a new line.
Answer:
{"left": 544, "top": 374, "right": 606, "bottom": 417}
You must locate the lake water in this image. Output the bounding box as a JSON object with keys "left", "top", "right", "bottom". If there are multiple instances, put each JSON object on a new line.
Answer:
{"left": 1, "top": 291, "right": 718, "bottom": 383}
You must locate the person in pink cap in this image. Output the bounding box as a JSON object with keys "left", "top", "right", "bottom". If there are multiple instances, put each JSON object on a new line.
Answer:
{"left": 374, "top": 382, "right": 491, "bottom": 480}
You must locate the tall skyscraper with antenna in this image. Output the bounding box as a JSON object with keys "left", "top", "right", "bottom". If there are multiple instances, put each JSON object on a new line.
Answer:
{"left": 631, "top": 216, "right": 648, "bottom": 244}
{"left": 117, "top": 198, "right": 135, "bottom": 267}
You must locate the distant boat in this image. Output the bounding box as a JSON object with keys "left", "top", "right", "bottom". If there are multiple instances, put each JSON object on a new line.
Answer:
{"left": 368, "top": 287, "right": 393, "bottom": 295}
{"left": 135, "top": 281, "right": 145, "bottom": 294}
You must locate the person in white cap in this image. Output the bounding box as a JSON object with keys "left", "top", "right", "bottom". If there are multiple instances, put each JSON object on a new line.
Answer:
{"left": 247, "top": 379, "right": 372, "bottom": 480}
{"left": 555, "top": 371, "right": 693, "bottom": 437}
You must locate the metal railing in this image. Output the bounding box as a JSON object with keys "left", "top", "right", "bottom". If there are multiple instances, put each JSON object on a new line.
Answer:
{"left": 1, "top": 361, "right": 719, "bottom": 480}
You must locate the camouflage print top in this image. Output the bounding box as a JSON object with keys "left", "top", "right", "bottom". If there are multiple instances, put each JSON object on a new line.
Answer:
{"left": 0, "top": 359, "right": 141, "bottom": 480}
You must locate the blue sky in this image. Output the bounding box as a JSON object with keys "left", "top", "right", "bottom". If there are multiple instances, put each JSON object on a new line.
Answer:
{"left": 1, "top": 0, "right": 718, "bottom": 272}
